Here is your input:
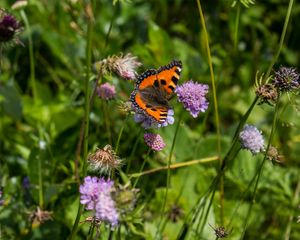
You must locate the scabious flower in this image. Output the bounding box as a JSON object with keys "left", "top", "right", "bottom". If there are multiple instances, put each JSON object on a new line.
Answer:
{"left": 239, "top": 124, "right": 264, "bottom": 154}
{"left": 88, "top": 145, "right": 121, "bottom": 174}
{"left": 97, "top": 83, "right": 116, "bottom": 100}
{"left": 0, "top": 9, "right": 22, "bottom": 44}
{"left": 175, "top": 80, "right": 209, "bottom": 118}
{"left": 93, "top": 53, "right": 142, "bottom": 80}
{"left": 273, "top": 67, "right": 300, "bottom": 92}
{"left": 80, "top": 176, "right": 118, "bottom": 227}
{"left": 144, "top": 133, "right": 166, "bottom": 151}
{"left": 133, "top": 109, "right": 174, "bottom": 129}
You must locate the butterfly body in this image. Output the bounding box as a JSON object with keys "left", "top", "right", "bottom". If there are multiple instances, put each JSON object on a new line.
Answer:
{"left": 130, "top": 60, "right": 182, "bottom": 123}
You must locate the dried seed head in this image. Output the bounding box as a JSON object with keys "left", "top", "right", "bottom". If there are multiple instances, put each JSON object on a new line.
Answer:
{"left": 80, "top": 216, "right": 102, "bottom": 226}
{"left": 266, "top": 145, "right": 283, "bottom": 164}
{"left": 93, "top": 53, "right": 142, "bottom": 80}
{"left": 255, "top": 83, "right": 278, "bottom": 105}
{"left": 29, "top": 207, "right": 53, "bottom": 226}
{"left": 114, "top": 184, "right": 139, "bottom": 214}
{"left": 88, "top": 145, "right": 121, "bottom": 174}
{"left": 209, "top": 224, "right": 230, "bottom": 238}
{"left": 168, "top": 204, "right": 183, "bottom": 223}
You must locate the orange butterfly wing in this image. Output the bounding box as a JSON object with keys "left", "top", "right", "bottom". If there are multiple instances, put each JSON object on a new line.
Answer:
{"left": 131, "top": 60, "right": 182, "bottom": 123}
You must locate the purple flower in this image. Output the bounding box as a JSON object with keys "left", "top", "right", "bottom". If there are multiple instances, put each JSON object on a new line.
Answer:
{"left": 97, "top": 83, "right": 116, "bottom": 100}
{"left": 134, "top": 109, "right": 174, "bottom": 129}
{"left": 273, "top": 67, "right": 300, "bottom": 92}
{"left": 144, "top": 133, "right": 166, "bottom": 151}
{"left": 79, "top": 176, "right": 118, "bottom": 226}
{"left": 239, "top": 125, "right": 264, "bottom": 154}
{"left": 175, "top": 80, "right": 209, "bottom": 118}
{"left": 0, "top": 10, "right": 22, "bottom": 43}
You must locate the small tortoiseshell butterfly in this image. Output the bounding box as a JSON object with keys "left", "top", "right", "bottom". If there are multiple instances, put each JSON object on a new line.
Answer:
{"left": 130, "top": 60, "right": 182, "bottom": 123}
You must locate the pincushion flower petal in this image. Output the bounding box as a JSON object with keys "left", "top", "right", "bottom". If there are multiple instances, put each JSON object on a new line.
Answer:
{"left": 239, "top": 124, "right": 264, "bottom": 154}
{"left": 273, "top": 67, "right": 300, "bottom": 92}
{"left": 97, "top": 83, "right": 116, "bottom": 100}
{"left": 144, "top": 133, "right": 166, "bottom": 151}
{"left": 79, "top": 177, "right": 119, "bottom": 226}
{"left": 175, "top": 80, "right": 209, "bottom": 118}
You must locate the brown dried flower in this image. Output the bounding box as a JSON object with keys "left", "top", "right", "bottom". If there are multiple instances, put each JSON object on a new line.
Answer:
{"left": 88, "top": 145, "right": 121, "bottom": 174}
{"left": 255, "top": 83, "right": 278, "bottom": 105}
{"left": 93, "top": 53, "right": 142, "bottom": 80}
{"left": 29, "top": 207, "right": 53, "bottom": 226}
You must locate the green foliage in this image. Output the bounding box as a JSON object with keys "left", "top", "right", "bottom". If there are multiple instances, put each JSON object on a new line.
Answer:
{"left": 1, "top": 0, "right": 300, "bottom": 239}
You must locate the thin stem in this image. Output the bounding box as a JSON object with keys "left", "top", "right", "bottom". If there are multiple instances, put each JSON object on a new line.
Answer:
{"left": 20, "top": 10, "right": 37, "bottom": 104}
{"left": 115, "top": 115, "right": 129, "bottom": 154}
{"left": 130, "top": 156, "right": 218, "bottom": 178}
{"left": 233, "top": 2, "right": 241, "bottom": 52}
{"left": 241, "top": 96, "right": 280, "bottom": 239}
{"left": 284, "top": 175, "right": 300, "bottom": 240}
{"left": 265, "top": 0, "right": 294, "bottom": 77}
{"left": 133, "top": 149, "right": 151, "bottom": 188}
{"left": 157, "top": 111, "right": 183, "bottom": 235}
{"left": 103, "top": 101, "right": 112, "bottom": 145}
{"left": 196, "top": 0, "right": 222, "bottom": 223}
{"left": 69, "top": 1, "right": 94, "bottom": 239}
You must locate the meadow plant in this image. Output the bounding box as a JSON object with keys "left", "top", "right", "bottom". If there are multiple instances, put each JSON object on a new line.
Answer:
{"left": 1, "top": 0, "right": 300, "bottom": 239}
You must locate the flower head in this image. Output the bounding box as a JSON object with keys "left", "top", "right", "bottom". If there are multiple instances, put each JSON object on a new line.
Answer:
{"left": 79, "top": 176, "right": 118, "bottom": 226}
{"left": 239, "top": 125, "right": 264, "bottom": 154}
{"left": 94, "top": 53, "right": 142, "bottom": 80}
{"left": 144, "top": 133, "right": 166, "bottom": 151}
{"left": 97, "top": 83, "right": 116, "bottom": 100}
{"left": 0, "top": 9, "right": 22, "bottom": 43}
{"left": 175, "top": 80, "right": 209, "bottom": 118}
{"left": 88, "top": 145, "right": 121, "bottom": 174}
{"left": 255, "top": 83, "right": 278, "bottom": 105}
{"left": 29, "top": 207, "right": 53, "bottom": 226}
{"left": 273, "top": 67, "right": 300, "bottom": 92}
{"left": 133, "top": 109, "right": 174, "bottom": 129}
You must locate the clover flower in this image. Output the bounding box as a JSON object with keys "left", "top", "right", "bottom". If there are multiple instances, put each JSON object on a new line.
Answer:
{"left": 239, "top": 125, "right": 264, "bottom": 154}
{"left": 88, "top": 145, "right": 121, "bottom": 174}
{"left": 94, "top": 53, "right": 142, "bottom": 80}
{"left": 0, "top": 9, "right": 22, "bottom": 44}
{"left": 175, "top": 80, "right": 209, "bottom": 118}
{"left": 97, "top": 83, "right": 116, "bottom": 100}
{"left": 80, "top": 176, "right": 118, "bottom": 226}
{"left": 273, "top": 67, "right": 300, "bottom": 92}
{"left": 144, "top": 133, "right": 166, "bottom": 151}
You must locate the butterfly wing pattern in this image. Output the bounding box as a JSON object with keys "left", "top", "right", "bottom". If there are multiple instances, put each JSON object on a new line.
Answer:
{"left": 130, "top": 60, "right": 182, "bottom": 123}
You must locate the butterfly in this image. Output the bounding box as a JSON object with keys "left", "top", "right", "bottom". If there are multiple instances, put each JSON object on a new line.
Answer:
{"left": 130, "top": 60, "right": 182, "bottom": 123}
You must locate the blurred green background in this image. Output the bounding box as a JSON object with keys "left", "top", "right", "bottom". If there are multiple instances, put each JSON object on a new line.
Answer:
{"left": 1, "top": 0, "right": 300, "bottom": 239}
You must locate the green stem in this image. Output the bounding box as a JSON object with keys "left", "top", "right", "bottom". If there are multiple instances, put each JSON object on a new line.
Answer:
{"left": 233, "top": 2, "right": 241, "bottom": 52}
{"left": 103, "top": 101, "right": 112, "bottom": 145}
{"left": 69, "top": 1, "right": 94, "bottom": 238}
{"left": 115, "top": 115, "right": 129, "bottom": 155}
{"left": 20, "top": 10, "right": 37, "bottom": 104}
{"left": 196, "top": 0, "right": 222, "bottom": 224}
{"left": 284, "top": 175, "right": 300, "bottom": 240}
{"left": 265, "top": 0, "right": 294, "bottom": 77}
{"left": 157, "top": 111, "right": 183, "bottom": 235}
{"left": 241, "top": 96, "right": 280, "bottom": 239}
{"left": 133, "top": 149, "right": 151, "bottom": 188}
